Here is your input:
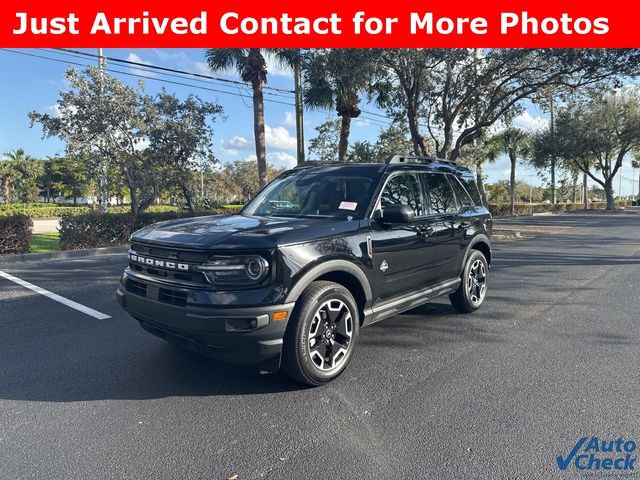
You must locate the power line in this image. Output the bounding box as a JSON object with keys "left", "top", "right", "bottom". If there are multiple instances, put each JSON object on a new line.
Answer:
{"left": 0, "top": 48, "right": 295, "bottom": 107}
{"left": 42, "top": 48, "right": 296, "bottom": 101}
{"left": 55, "top": 48, "right": 296, "bottom": 95}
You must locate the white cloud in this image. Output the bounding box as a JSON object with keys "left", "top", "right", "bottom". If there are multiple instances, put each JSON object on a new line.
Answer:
{"left": 126, "top": 52, "right": 156, "bottom": 78}
{"left": 513, "top": 111, "right": 548, "bottom": 132}
{"left": 193, "top": 61, "right": 211, "bottom": 76}
{"left": 282, "top": 111, "right": 296, "bottom": 128}
{"left": 268, "top": 152, "right": 297, "bottom": 169}
{"left": 265, "top": 125, "right": 296, "bottom": 151}
{"left": 220, "top": 136, "right": 250, "bottom": 155}
{"left": 241, "top": 152, "right": 297, "bottom": 169}
{"left": 264, "top": 53, "right": 293, "bottom": 78}
{"left": 220, "top": 125, "right": 296, "bottom": 157}
{"left": 45, "top": 104, "right": 61, "bottom": 118}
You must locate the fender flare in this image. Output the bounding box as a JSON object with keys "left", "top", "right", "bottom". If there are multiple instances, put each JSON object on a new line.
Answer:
{"left": 284, "top": 259, "right": 373, "bottom": 304}
{"left": 458, "top": 234, "right": 492, "bottom": 276}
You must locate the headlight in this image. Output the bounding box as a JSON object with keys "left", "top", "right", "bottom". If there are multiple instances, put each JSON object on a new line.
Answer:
{"left": 196, "top": 255, "right": 270, "bottom": 287}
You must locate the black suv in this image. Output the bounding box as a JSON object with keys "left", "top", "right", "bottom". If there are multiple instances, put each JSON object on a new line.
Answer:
{"left": 117, "top": 155, "right": 492, "bottom": 386}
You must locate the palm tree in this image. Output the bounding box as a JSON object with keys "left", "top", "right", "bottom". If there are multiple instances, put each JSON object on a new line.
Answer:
{"left": 205, "top": 49, "right": 296, "bottom": 188}
{"left": 495, "top": 127, "right": 531, "bottom": 215}
{"left": 303, "top": 49, "right": 379, "bottom": 162}
{"left": 1, "top": 148, "right": 31, "bottom": 203}
{"left": 459, "top": 132, "right": 501, "bottom": 206}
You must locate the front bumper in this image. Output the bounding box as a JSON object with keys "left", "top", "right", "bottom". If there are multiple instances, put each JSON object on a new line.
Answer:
{"left": 116, "top": 281, "right": 295, "bottom": 370}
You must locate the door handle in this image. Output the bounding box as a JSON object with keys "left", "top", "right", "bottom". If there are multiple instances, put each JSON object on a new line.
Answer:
{"left": 417, "top": 226, "right": 434, "bottom": 236}
{"left": 459, "top": 222, "right": 471, "bottom": 229}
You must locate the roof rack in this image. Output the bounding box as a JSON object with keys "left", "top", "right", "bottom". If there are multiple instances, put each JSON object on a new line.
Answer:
{"left": 292, "top": 160, "right": 343, "bottom": 169}
{"left": 385, "top": 154, "right": 457, "bottom": 166}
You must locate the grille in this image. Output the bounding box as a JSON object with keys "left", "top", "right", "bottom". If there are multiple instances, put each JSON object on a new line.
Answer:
{"left": 125, "top": 278, "right": 147, "bottom": 297}
{"left": 129, "top": 242, "right": 210, "bottom": 287}
{"left": 158, "top": 288, "right": 188, "bottom": 307}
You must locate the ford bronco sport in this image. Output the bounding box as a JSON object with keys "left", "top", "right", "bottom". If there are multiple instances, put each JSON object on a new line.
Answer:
{"left": 117, "top": 155, "right": 492, "bottom": 386}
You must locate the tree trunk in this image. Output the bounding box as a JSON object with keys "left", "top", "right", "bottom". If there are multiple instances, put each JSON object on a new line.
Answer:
{"left": 583, "top": 171, "right": 588, "bottom": 210}
{"left": 509, "top": 153, "right": 517, "bottom": 216}
{"left": 252, "top": 78, "right": 267, "bottom": 188}
{"left": 604, "top": 180, "right": 615, "bottom": 210}
{"left": 406, "top": 103, "right": 427, "bottom": 156}
{"left": 338, "top": 115, "right": 352, "bottom": 162}
{"left": 180, "top": 181, "right": 196, "bottom": 214}
{"left": 1, "top": 174, "right": 10, "bottom": 204}
{"left": 476, "top": 163, "right": 488, "bottom": 206}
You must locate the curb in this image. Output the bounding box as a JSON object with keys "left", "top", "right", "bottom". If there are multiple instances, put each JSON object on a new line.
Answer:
{"left": 0, "top": 245, "right": 128, "bottom": 265}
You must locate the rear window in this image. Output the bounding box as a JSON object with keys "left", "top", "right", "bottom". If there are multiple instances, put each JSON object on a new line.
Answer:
{"left": 448, "top": 175, "right": 474, "bottom": 208}
{"left": 424, "top": 173, "right": 458, "bottom": 214}
{"left": 459, "top": 176, "right": 483, "bottom": 206}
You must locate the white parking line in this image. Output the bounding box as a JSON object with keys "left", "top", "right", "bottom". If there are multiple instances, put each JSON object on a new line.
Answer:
{"left": 0, "top": 270, "right": 111, "bottom": 320}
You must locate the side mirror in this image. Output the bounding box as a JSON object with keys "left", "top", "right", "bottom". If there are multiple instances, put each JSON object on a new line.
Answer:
{"left": 381, "top": 205, "right": 415, "bottom": 224}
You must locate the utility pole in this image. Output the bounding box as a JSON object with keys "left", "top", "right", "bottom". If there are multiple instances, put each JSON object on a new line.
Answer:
{"left": 549, "top": 92, "right": 556, "bottom": 205}
{"left": 294, "top": 49, "right": 305, "bottom": 165}
{"left": 97, "top": 48, "right": 109, "bottom": 213}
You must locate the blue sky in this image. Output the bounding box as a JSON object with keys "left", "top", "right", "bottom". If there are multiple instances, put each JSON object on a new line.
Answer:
{"left": 0, "top": 48, "right": 638, "bottom": 195}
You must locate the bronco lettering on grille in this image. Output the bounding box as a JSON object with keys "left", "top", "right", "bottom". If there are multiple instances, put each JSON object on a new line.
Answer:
{"left": 129, "top": 253, "right": 190, "bottom": 271}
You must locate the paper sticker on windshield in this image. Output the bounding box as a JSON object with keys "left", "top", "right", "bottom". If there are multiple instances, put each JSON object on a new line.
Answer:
{"left": 339, "top": 201, "right": 358, "bottom": 211}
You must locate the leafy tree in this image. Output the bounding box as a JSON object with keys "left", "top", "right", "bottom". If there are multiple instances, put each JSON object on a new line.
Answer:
{"left": 205, "top": 49, "right": 294, "bottom": 188}
{"left": 308, "top": 118, "right": 340, "bottom": 161}
{"left": 348, "top": 141, "right": 376, "bottom": 163}
{"left": 0, "top": 148, "right": 29, "bottom": 203}
{"left": 376, "top": 49, "right": 640, "bottom": 161}
{"left": 493, "top": 127, "right": 531, "bottom": 215}
{"left": 147, "top": 91, "right": 224, "bottom": 213}
{"left": 1, "top": 148, "right": 41, "bottom": 203}
{"left": 304, "top": 49, "right": 379, "bottom": 161}
{"left": 30, "top": 67, "right": 159, "bottom": 216}
{"left": 485, "top": 182, "right": 509, "bottom": 203}
{"left": 457, "top": 132, "right": 502, "bottom": 205}
{"left": 374, "top": 123, "right": 414, "bottom": 158}
{"left": 534, "top": 88, "right": 640, "bottom": 210}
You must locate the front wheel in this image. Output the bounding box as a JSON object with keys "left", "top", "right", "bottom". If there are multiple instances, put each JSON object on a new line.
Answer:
{"left": 449, "top": 250, "right": 488, "bottom": 313}
{"left": 282, "top": 281, "right": 359, "bottom": 386}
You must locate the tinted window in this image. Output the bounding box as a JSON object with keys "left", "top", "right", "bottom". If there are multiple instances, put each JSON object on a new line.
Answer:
{"left": 381, "top": 173, "right": 425, "bottom": 216}
{"left": 424, "top": 173, "right": 458, "bottom": 214}
{"left": 460, "top": 176, "right": 483, "bottom": 206}
{"left": 448, "top": 175, "right": 474, "bottom": 207}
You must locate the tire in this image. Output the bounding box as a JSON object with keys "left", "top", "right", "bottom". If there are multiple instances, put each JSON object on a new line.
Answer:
{"left": 282, "top": 281, "right": 360, "bottom": 386}
{"left": 449, "top": 249, "right": 489, "bottom": 313}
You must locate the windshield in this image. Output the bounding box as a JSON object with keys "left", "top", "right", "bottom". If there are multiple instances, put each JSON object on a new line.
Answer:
{"left": 242, "top": 171, "right": 376, "bottom": 219}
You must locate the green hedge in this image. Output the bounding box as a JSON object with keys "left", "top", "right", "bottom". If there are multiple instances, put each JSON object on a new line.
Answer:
{"left": 59, "top": 207, "right": 242, "bottom": 250}
{"left": 488, "top": 202, "right": 608, "bottom": 216}
{"left": 0, "top": 214, "right": 33, "bottom": 254}
{"left": 0, "top": 203, "right": 198, "bottom": 218}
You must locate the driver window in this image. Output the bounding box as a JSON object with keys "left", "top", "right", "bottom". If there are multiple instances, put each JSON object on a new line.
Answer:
{"left": 380, "top": 173, "right": 425, "bottom": 216}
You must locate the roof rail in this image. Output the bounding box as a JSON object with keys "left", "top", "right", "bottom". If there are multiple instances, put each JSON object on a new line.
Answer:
{"left": 292, "top": 160, "right": 338, "bottom": 169}
{"left": 385, "top": 154, "right": 457, "bottom": 166}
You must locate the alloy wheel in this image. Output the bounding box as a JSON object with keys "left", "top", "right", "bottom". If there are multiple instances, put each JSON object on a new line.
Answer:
{"left": 307, "top": 299, "right": 354, "bottom": 372}
{"left": 467, "top": 259, "right": 487, "bottom": 305}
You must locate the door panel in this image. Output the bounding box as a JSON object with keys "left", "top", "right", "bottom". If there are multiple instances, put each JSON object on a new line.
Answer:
{"left": 369, "top": 172, "right": 436, "bottom": 301}
{"left": 423, "top": 173, "right": 464, "bottom": 281}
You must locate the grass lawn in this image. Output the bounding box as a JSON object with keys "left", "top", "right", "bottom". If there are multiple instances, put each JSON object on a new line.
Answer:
{"left": 30, "top": 232, "right": 60, "bottom": 253}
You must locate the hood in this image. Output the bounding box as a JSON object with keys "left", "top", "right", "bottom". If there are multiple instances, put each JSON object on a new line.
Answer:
{"left": 130, "top": 214, "right": 360, "bottom": 250}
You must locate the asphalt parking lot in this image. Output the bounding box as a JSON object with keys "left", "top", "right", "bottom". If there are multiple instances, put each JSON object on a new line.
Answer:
{"left": 1, "top": 211, "right": 639, "bottom": 480}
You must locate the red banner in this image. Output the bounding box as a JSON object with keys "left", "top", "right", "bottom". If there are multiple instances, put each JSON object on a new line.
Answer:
{"left": 0, "top": 0, "right": 637, "bottom": 48}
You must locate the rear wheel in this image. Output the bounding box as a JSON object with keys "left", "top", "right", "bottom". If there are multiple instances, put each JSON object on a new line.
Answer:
{"left": 449, "top": 250, "right": 488, "bottom": 313}
{"left": 282, "top": 281, "right": 359, "bottom": 386}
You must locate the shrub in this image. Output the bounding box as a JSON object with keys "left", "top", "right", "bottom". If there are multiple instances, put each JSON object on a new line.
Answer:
{"left": 0, "top": 214, "right": 33, "bottom": 254}
{"left": 59, "top": 207, "right": 242, "bottom": 250}
{"left": 488, "top": 201, "right": 608, "bottom": 217}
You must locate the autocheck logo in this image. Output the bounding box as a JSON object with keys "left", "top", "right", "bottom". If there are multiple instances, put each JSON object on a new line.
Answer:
{"left": 129, "top": 253, "right": 190, "bottom": 271}
{"left": 557, "top": 436, "right": 637, "bottom": 474}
